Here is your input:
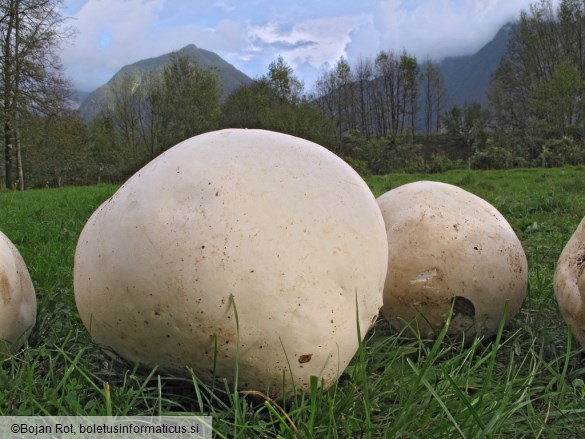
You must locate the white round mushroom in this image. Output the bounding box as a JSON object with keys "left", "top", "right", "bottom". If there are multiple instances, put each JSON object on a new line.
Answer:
{"left": 377, "top": 181, "right": 528, "bottom": 340}
{"left": 0, "top": 231, "right": 36, "bottom": 352}
{"left": 74, "top": 128, "right": 387, "bottom": 396}
{"left": 554, "top": 216, "right": 585, "bottom": 347}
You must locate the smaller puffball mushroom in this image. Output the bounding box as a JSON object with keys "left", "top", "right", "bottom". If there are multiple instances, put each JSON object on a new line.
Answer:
{"left": 377, "top": 181, "right": 528, "bottom": 340}
{"left": 554, "top": 216, "right": 585, "bottom": 347}
{"left": 0, "top": 231, "right": 36, "bottom": 352}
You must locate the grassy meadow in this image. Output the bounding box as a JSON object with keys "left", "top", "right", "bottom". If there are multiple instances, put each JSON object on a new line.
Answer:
{"left": 1, "top": 167, "right": 585, "bottom": 437}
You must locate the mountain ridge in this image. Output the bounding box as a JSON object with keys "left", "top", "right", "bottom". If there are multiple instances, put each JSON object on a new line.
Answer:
{"left": 77, "top": 44, "right": 254, "bottom": 120}
{"left": 76, "top": 24, "right": 512, "bottom": 121}
{"left": 439, "top": 23, "right": 512, "bottom": 108}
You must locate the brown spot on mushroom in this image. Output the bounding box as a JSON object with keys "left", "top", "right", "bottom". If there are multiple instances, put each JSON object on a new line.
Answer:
{"left": 298, "top": 354, "right": 312, "bottom": 364}
{"left": 576, "top": 250, "right": 585, "bottom": 277}
{"left": 0, "top": 271, "right": 11, "bottom": 304}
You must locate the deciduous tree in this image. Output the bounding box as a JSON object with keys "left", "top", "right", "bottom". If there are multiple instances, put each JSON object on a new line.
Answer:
{"left": 421, "top": 59, "right": 447, "bottom": 135}
{"left": 0, "top": 0, "right": 71, "bottom": 190}
{"left": 223, "top": 57, "right": 336, "bottom": 148}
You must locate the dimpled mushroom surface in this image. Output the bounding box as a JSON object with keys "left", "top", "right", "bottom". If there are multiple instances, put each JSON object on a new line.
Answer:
{"left": 74, "top": 129, "right": 388, "bottom": 397}
{"left": 554, "top": 216, "right": 585, "bottom": 347}
{"left": 0, "top": 231, "right": 36, "bottom": 353}
{"left": 377, "top": 181, "right": 528, "bottom": 341}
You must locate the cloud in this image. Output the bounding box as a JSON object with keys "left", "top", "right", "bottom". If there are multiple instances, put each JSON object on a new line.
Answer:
{"left": 61, "top": 0, "right": 540, "bottom": 92}
{"left": 246, "top": 15, "right": 370, "bottom": 83}
{"left": 61, "top": 0, "right": 252, "bottom": 91}
{"left": 345, "top": 0, "right": 534, "bottom": 65}
{"left": 212, "top": 1, "right": 236, "bottom": 13}
{"left": 250, "top": 38, "right": 318, "bottom": 52}
{"left": 62, "top": 0, "right": 164, "bottom": 90}
{"left": 345, "top": 19, "right": 380, "bottom": 63}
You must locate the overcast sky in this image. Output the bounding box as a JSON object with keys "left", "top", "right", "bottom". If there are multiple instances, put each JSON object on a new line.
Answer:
{"left": 60, "top": 0, "right": 540, "bottom": 92}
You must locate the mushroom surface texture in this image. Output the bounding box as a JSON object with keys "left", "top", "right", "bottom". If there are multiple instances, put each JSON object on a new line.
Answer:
{"left": 554, "top": 215, "right": 585, "bottom": 347}
{"left": 0, "top": 231, "right": 36, "bottom": 353}
{"left": 377, "top": 181, "right": 527, "bottom": 341}
{"left": 74, "top": 128, "right": 388, "bottom": 397}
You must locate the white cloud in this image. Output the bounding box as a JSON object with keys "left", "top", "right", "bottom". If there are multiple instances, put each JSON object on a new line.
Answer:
{"left": 61, "top": 0, "right": 542, "bottom": 92}
{"left": 62, "top": 0, "right": 252, "bottom": 90}
{"left": 245, "top": 15, "right": 370, "bottom": 85}
{"left": 344, "top": 0, "right": 534, "bottom": 64}
{"left": 345, "top": 18, "right": 380, "bottom": 63}
{"left": 62, "top": 0, "right": 163, "bottom": 90}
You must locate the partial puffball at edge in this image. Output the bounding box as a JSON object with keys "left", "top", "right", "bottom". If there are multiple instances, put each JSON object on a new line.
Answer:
{"left": 554, "top": 215, "right": 585, "bottom": 347}
{"left": 0, "top": 231, "right": 37, "bottom": 353}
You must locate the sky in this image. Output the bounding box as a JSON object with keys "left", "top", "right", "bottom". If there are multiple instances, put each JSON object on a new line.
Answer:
{"left": 60, "top": 0, "right": 540, "bottom": 93}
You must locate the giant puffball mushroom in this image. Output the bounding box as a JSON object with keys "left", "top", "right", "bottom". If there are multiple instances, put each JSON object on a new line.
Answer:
{"left": 377, "top": 181, "right": 528, "bottom": 341}
{"left": 74, "top": 128, "right": 388, "bottom": 397}
{"left": 0, "top": 231, "right": 36, "bottom": 353}
{"left": 554, "top": 216, "right": 585, "bottom": 347}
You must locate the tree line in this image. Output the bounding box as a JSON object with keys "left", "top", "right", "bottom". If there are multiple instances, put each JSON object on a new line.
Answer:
{"left": 313, "top": 52, "right": 447, "bottom": 142}
{"left": 77, "top": 54, "right": 336, "bottom": 187}
{"left": 488, "top": 0, "right": 585, "bottom": 167}
{"left": 2, "top": 0, "right": 585, "bottom": 190}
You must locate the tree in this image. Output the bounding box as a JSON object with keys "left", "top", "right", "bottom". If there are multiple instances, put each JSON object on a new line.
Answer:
{"left": 442, "top": 102, "right": 490, "bottom": 149}
{"left": 529, "top": 61, "right": 582, "bottom": 135}
{"left": 373, "top": 50, "right": 420, "bottom": 136}
{"left": 421, "top": 59, "right": 447, "bottom": 135}
{"left": 108, "top": 73, "right": 141, "bottom": 154}
{"left": 313, "top": 57, "right": 355, "bottom": 148}
{"left": 312, "top": 49, "right": 424, "bottom": 140}
{"left": 352, "top": 57, "right": 375, "bottom": 137}
{"left": 0, "top": 0, "right": 71, "bottom": 190}
{"left": 267, "top": 55, "right": 303, "bottom": 102}
{"left": 158, "top": 53, "right": 222, "bottom": 147}
{"left": 137, "top": 70, "right": 165, "bottom": 159}
{"left": 222, "top": 58, "right": 336, "bottom": 148}
{"left": 21, "top": 110, "right": 93, "bottom": 187}
{"left": 398, "top": 52, "right": 420, "bottom": 136}
{"left": 105, "top": 53, "right": 222, "bottom": 168}
{"left": 490, "top": 0, "right": 585, "bottom": 138}
{"left": 374, "top": 50, "right": 400, "bottom": 135}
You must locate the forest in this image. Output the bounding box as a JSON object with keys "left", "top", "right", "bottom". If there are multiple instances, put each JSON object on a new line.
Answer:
{"left": 2, "top": 0, "right": 585, "bottom": 189}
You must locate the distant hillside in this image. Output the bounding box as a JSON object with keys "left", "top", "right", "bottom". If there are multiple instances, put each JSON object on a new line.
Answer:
{"left": 439, "top": 23, "right": 512, "bottom": 107}
{"left": 78, "top": 44, "right": 253, "bottom": 120}
{"left": 70, "top": 90, "right": 91, "bottom": 108}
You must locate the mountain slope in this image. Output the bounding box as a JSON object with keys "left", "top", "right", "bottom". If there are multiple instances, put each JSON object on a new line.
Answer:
{"left": 439, "top": 23, "right": 512, "bottom": 107}
{"left": 78, "top": 44, "right": 253, "bottom": 120}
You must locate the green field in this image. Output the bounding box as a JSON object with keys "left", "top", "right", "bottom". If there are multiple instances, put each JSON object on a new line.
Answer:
{"left": 1, "top": 167, "right": 584, "bottom": 437}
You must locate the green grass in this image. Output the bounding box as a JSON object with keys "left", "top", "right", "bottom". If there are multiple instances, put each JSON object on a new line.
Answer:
{"left": 1, "top": 167, "right": 585, "bottom": 437}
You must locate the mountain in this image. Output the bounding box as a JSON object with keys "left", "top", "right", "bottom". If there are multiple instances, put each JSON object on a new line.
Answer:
{"left": 77, "top": 44, "right": 253, "bottom": 120}
{"left": 78, "top": 25, "right": 511, "bottom": 122}
{"left": 439, "top": 23, "right": 512, "bottom": 108}
{"left": 70, "top": 89, "right": 91, "bottom": 108}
